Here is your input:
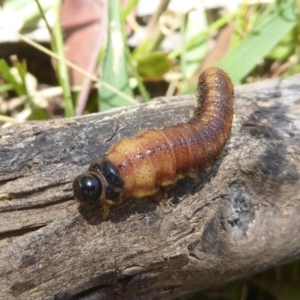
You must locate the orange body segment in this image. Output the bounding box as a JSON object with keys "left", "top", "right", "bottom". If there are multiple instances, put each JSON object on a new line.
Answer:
{"left": 106, "top": 67, "right": 234, "bottom": 200}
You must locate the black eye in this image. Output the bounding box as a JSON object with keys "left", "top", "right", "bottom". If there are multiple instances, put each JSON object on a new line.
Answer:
{"left": 100, "top": 159, "right": 123, "bottom": 188}
{"left": 73, "top": 174, "right": 102, "bottom": 204}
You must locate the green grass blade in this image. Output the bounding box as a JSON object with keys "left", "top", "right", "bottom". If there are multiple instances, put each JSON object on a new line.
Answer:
{"left": 0, "top": 83, "right": 13, "bottom": 94}
{"left": 218, "top": 0, "right": 297, "bottom": 83}
{"left": 52, "top": 6, "right": 74, "bottom": 117}
{"left": 0, "top": 59, "right": 26, "bottom": 96}
{"left": 125, "top": 46, "right": 150, "bottom": 102}
{"left": 169, "top": 12, "right": 235, "bottom": 60}
{"left": 12, "top": 57, "right": 29, "bottom": 95}
{"left": 121, "top": 0, "right": 138, "bottom": 20}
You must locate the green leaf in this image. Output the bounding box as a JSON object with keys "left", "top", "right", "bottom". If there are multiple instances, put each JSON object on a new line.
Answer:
{"left": 217, "top": 0, "right": 297, "bottom": 83}
{"left": 100, "top": 0, "right": 134, "bottom": 111}
{"left": 267, "top": 27, "right": 298, "bottom": 61}
{"left": 137, "top": 52, "right": 173, "bottom": 80}
{"left": 180, "top": 10, "right": 208, "bottom": 94}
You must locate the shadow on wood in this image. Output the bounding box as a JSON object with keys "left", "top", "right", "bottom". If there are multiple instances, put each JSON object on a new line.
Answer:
{"left": 0, "top": 75, "right": 300, "bottom": 299}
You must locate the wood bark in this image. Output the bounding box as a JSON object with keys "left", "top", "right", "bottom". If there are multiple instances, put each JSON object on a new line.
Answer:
{"left": 0, "top": 74, "right": 300, "bottom": 300}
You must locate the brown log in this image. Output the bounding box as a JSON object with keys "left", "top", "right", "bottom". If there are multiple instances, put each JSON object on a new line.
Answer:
{"left": 0, "top": 74, "right": 300, "bottom": 300}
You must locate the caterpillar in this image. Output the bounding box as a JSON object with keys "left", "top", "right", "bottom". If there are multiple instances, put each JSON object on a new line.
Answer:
{"left": 73, "top": 67, "right": 234, "bottom": 218}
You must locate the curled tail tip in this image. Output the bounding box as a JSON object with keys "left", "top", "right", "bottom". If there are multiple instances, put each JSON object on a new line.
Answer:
{"left": 202, "top": 67, "right": 230, "bottom": 78}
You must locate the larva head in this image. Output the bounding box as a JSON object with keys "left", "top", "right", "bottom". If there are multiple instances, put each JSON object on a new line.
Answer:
{"left": 73, "top": 158, "right": 124, "bottom": 206}
{"left": 73, "top": 173, "right": 102, "bottom": 205}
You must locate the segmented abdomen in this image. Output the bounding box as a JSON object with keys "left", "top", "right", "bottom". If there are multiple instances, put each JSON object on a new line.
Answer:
{"left": 106, "top": 67, "right": 234, "bottom": 198}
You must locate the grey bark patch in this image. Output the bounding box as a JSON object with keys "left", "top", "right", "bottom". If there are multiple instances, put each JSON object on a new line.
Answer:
{"left": 11, "top": 281, "right": 35, "bottom": 294}
{"left": 225, "top": 181, "right": 256, "bottom": 237}
{"left": 258, "top": 149, "right": 299, "bottom": 185}
{"left": 201, "top": 216, "right": 226, "bottom": 256}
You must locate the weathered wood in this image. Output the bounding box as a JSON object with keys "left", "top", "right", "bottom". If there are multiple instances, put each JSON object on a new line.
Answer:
{"left": 0, "top": 74, "right": 300, "bottom": 300}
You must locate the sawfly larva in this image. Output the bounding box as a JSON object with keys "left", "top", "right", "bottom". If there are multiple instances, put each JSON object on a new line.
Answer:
{"left": 73, "top": 67, "right": 234, "bottom": 218}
